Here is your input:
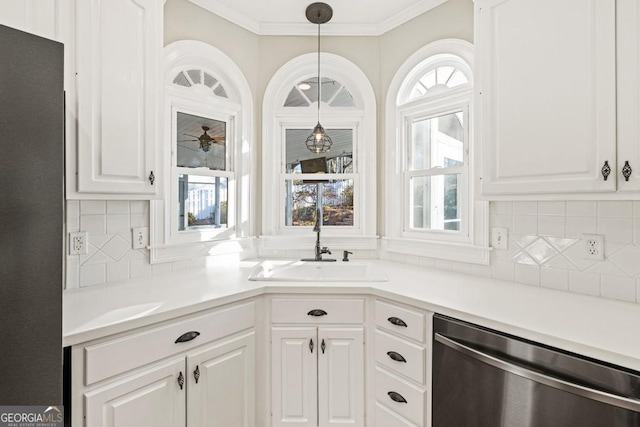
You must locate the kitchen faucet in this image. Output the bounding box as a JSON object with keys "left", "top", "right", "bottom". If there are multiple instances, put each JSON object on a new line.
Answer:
{"left": 302, "top": 208, "right": 336, "bottom": 262}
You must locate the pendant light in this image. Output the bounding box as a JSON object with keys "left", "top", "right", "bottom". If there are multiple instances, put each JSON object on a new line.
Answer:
{"left": 305, "top": 2, "right": 333, "bottom": 154}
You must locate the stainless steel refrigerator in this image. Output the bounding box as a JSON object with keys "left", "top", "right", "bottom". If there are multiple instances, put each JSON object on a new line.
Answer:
{"left": 0, "top": 24, "right": 64, "bottom": 405}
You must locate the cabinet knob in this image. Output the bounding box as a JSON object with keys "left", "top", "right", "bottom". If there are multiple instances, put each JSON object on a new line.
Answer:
{"left": 387, "top": 351, "right": 407, "bottom": 363}
{"left": 194, "top": 365, "right": 200, "bottom": 384}
{"left": 601, "top": 161, "right": 611, "bottom": 181}
{"left": 309, "top": 338, "right": 314, "bottom": 353}
{"left": 307, "top": 309, "right": 328, "bottom": 317}
{"left": 388, "top": 391, "right": 407, "bottom": 403}
{"left": 149, "top": 171, "right": 155, "bottom": 185}
{"left": 321, "top": 338, "right": 326, "bottom": 354}
{"left": 177, "top": 371, "right": 185, "bottom": 390}
{"left": 175, "top": 331, "right": 200, "bottom": 343}
{"left": 387, "top": 316, "right": 407, "bottom": 327}
{"left": 622, "top": 161, "right": 632, "bottom": 182}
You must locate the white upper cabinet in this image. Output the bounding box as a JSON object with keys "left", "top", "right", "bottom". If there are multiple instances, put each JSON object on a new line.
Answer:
{"left": 73, "top": 0, "right": 162, "bottom": 198}
{"left": 617, "top": 0, "right": 640, "bottom": 192}
{"left": 477, "top": 0, "right": 617, "bottom": 197}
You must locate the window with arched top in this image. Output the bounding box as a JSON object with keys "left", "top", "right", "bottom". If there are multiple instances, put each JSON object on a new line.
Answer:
{"left": 151, "top": 41, "right": 254, "bottom": 263}
{"left": 261, "top": 53, "right": 377, "bottom": 251}
{"left": 384, "top": 40, "right": 489, "bottom": 264}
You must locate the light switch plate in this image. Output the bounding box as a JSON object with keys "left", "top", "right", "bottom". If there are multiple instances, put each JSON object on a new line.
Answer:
{"left": 491, "top": 227, "right": 509, "bottom": 250}
{"left": 132, "top": 227, "right": 149, "bottom": 249}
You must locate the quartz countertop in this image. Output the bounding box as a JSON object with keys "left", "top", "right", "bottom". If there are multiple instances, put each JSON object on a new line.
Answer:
{"left": 63, "top": 259, "right": 640, "bottom": 371}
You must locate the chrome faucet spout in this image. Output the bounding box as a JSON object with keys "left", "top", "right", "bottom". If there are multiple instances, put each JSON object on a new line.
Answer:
{"left": 313, "top": 207, "right": 321, "bottom": 233}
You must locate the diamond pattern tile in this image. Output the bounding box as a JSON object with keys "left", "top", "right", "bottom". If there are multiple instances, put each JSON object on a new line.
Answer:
{"left": 101, "top": 235, "right": 131, "bottom": 261}
{"left": 608, "top": 245, "right": 640, "bottom": 277}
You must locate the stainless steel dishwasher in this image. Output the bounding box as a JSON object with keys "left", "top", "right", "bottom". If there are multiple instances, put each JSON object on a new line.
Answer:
{"left": 432, "top": 314, "right": 640, "bottom": 427}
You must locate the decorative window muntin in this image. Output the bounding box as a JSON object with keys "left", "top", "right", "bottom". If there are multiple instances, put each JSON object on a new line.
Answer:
{"left": 284, "top": 77, "right": 355, "bottom": 108}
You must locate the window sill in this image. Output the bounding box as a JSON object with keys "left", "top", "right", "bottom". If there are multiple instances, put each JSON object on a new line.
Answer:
{"left": 381, "top": 237, "right": 491, "bottom": 265}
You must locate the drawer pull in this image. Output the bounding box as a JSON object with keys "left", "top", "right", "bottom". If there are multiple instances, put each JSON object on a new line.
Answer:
{"left": 175, "top": 331, "right": 201, "bottom": 343}
{"left": 387, "top": 351, "right": 407, "bottom": 363}
{"left": 194, "top": 365, "right": 200, "bottom": 384}
{"left": 387, "top": 317, "right": 407, "bottom": 327}
{"left": 308, "top": 309, "right": 328, "bottom": 317}
{"left": 177, "top": 371, "right": 185, "bottom": 390}
{"left": 388, "top": 391, "right": 407, "bottom": 403}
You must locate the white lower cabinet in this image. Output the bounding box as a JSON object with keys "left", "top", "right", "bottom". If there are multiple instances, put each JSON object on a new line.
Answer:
{"left": 373, "top": 300, "right": 430, "bottom": 427}
{"left": 71, "top": 301, "right": 256, "bottom": 427}
{"left": 85, "top": 357, "right": 186, "bottom": 427}
{"left": 271, "top": 327, "right": 364, "bottom": 427}
{"left": 187, "top": 333, "right": 255, "bottom": 427}
{"left": 270, "top": 297, "right": 365, "bottom": 427}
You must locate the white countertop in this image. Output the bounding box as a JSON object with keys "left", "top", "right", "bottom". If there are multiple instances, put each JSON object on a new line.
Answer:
{"left": 63, "top": 259, "right": 640, "bottom": 371}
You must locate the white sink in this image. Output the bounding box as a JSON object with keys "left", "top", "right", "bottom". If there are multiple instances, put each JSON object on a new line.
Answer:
{"left": 248, "top": 260, "right": 388, "bottom": 282}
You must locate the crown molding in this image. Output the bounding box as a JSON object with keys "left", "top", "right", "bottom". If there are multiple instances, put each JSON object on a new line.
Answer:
{"left": 187, "top": 0, "right": 448, "bottom": 36}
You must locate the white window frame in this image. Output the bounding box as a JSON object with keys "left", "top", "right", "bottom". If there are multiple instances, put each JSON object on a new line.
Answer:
{"left": 151, "top": 41, "right": 254, "bottom": 263}
{"left": 261, "top": 53, "right": 377, "bottom": 251}
{"left": 384, "top": 39, "right": 490, "bottom": 264}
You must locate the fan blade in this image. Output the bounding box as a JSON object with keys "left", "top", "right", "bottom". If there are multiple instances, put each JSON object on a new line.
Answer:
{"left": 185, "top": 133, "right": 200, "bottom": 138}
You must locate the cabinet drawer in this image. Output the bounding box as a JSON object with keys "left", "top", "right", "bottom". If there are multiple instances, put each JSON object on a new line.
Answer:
{"left": 375, "top": 300, "right": 425, "bottom": 343}
{"left": 374, "top": 330, "right": 425, "bottom": 384}
{"left": 375, "top": 402, "right": 419, "bottom": 427}
{"left": 375, "top": 367, "right": 426, "bottom": 426}
{"left": 84, "top": 301, "right": 255, "bottom": 385}
{"left": 271, "top": 298, "right": 364, "bottom": 324}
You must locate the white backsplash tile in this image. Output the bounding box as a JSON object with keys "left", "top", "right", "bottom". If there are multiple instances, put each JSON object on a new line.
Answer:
{"left": 540, "top": 267, "right": 569, "bottom": 291}
{"left": 600, "top": 275, "right": 636, "bottom": 303}
{"left": 67, "top": 199, "right": 640, "bottom": 307}
{"left": 513, "top": 201, "right": 538, "bottom": 215}
{"left": 538, "top": 201, "right": 565, "bottom": 216}
{"left": 513, "top": 215, "right": 538, "bottom": 235}
{"left": 597, "top": 217, "right": 633, "bottom": 243}
{"left": 515, "top": 264, "right": 540, "bottom": 286}
{"left": 565, "top": 216, "right": 597, "bottom": 238}
{"left": 106, "top": 261, "right": 130, "bottom": 282}
{"left": 106, "top": 201, "right": 130, "bottom": 214}
{"left": 597, "top": 201, "right": 633, "bottom": 218}
{"left": 566, "top": 201, "right": 597, "bottom": 217}
{"left": 81, "top": 214, "right": 106, "bottom": 235}
{"left": 538, "top": 216, "right": 565, "bottom": 236}
{"left": 568, "top": 271, "right": 600, "bottom": 296}
{"left": 80, "top": 200, "right": 106, "bottom": 215}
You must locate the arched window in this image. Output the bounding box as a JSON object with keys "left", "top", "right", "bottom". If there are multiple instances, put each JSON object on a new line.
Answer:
{"left": 384, "top": 39, "right": 489, "bottom": 264}
{"left": 151, "top": 41, "right": 253, "bottom": 263}
{"left": 262, "top": 53, "right": 377, "bottom": 251}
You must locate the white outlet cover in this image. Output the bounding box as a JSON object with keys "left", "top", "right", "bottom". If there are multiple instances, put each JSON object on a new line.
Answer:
{"left": 582, "top": 234, "right": 604, "bottom": 261}
{"left": 69, "top": 232, "right": 88, "bottom": 255}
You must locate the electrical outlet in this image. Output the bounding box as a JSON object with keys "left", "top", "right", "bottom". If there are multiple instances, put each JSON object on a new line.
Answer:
{"left": 132, "top": 227, "right": 149, "bottom": 249}
{"left": 582, "top": 234, "right": 604, "bottom": 261}
{"left": 69, "top": 232, "right": 88, "bottom": 255}
{"left": 491, "top": 227, "right": 509, "bottom": 250}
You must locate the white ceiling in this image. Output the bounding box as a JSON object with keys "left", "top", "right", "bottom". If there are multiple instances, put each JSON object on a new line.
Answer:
{"left": 187, "top": 0, "right": 448, "bottom": 36}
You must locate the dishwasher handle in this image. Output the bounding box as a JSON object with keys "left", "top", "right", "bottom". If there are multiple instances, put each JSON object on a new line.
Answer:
{"left": 434, "top": 333, "right": 640, "bottom": 413}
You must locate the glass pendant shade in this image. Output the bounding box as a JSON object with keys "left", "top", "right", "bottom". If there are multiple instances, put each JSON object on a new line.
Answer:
{"left": 305, "top": 122, "right": 333, "bottom": 153}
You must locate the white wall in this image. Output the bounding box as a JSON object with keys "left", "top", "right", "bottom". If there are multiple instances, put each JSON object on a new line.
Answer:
{"left": 67, "top": 0, "right": 640, "bottom": 305}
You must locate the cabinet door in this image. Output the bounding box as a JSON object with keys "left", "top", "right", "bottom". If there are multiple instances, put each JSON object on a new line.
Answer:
{"left": 84, "top": 357, "right": 185, "bottom": 427}
{"left": 272, "top": 327, "right": 318, "bottom": 427}
{"left": 617, "top": 0, "right": 640, "bottom": 192}
{"left": 75, "top": 0, "right": 160, "bottom": 196}
{"left": 317, "top": 328, "right": 364, "bottom": 427}
{"left": 477, "top": 0, "right": 616, "bottom": 196}
{"left": 186, "top": 332, "right": 255, "bottom": 427}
